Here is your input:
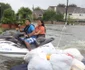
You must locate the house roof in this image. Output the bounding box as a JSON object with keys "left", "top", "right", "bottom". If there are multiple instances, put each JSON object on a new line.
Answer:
{"left": 48, "top": 6, "right": 57, "bottom": 10}
{"left": 56, "top": 7, "right": 65, "bottom": 13}
{"left": 33, "top": 10, "right": 44, "bottom": 15}
{"left": 49, "top": 6, "right": 57, "bottom": 8}
{"left": 57, "top": 6, "right": 85, "bottom": 14}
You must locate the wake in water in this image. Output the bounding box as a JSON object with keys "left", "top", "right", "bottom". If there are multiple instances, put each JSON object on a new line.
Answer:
{"left": 58, "top": 40, "right": 85, "bottom": 57}
{"left": 63, "top": 40, "right": 85, "bottom": 49}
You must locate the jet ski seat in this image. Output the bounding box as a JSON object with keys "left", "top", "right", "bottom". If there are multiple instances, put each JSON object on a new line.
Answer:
{"left": 35, "top": 37, "right": 54, "bottom": 46}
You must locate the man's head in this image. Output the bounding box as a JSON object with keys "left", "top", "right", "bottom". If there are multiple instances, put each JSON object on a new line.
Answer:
{"left": 25, "top": 19, "right": 31, "bottom": 25}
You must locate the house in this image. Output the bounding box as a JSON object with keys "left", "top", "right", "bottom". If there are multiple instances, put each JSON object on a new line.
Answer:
{"left": 67, "top": 7, "right": 85, "bottom": 21}
{"left": 48, "top": 6, "right": 85, "bottom": 21}
{"left": 48, "top": 6, "right": 57, "bottom": 11}
{"left": 32, "top": 9, "right": 45, "bottom": 19}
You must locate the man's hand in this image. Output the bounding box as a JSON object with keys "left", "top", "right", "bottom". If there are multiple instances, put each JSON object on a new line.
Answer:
{"left": 20, "top": 29, "right": 23, "bottom": 32}
{"left": 16, "top": 28, "right": 19, "bottom": 31}
{"left": 24, "top": 34, "right": 29, "bottom": 38}
{"left": 24, "top": 35, "right": 28, "bottom": 37}
{"left": 16, "top": 28, "right": 22, "bottom": 31}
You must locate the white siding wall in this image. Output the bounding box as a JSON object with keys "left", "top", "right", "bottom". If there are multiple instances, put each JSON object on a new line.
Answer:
{"left": 69, "top": 13, "right": 85, "bottom": 20}
{"left": 48, "top": 7, "right": 56, "bottom": 12}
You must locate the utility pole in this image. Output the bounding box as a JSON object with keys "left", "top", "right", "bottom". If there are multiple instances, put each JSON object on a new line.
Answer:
{"left": 0, "top": 5, "right": 1, "bottom": 23}
{"left": 65, "top": 0, "right": 69, "bottom": 25}
{"left": 32, "top": 5, "right": 34, "bottom": 22}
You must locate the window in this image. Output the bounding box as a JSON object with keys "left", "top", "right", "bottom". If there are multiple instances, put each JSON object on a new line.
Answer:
{"left": 39, "top": 14, "right": 42, "bottom": 17}
{"left": 79, "top": 14, "right": 82, "bottom": 16}
{"left": 69, "top": 13, "right": 72, "bottom": 15}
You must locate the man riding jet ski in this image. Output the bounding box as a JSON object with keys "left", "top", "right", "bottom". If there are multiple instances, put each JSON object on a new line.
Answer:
{"left": 17, "top": 19, "right": 46, "bottom": 51}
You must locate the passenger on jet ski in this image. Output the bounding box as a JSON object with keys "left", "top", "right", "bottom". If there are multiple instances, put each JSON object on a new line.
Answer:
{"left": 24, "top": 19, "right": 46, "bottom": 51}
{"left": 35, "top": 19, "right": 46, "bottom": 38}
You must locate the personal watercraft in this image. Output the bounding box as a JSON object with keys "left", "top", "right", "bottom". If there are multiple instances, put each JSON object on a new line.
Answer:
{"left": 0, "top": 30, "right": 54, "bottom": 58}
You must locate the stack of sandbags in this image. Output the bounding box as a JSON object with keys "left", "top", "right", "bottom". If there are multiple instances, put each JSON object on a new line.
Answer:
{"left": 27, "top": 53, "right": 73, "bottom": 70}
{"left": 24, "top": 44, "right": 56, "bottom": 62}
{"left": 24, "top": 47, "right": 85, "bottom": 70}
{"left": 24, "top": 51, "right": 73, "bottom": 70}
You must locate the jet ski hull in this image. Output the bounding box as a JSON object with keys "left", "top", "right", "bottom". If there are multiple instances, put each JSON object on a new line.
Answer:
{"left": 0, "top": 39, "right": 29, "bottom": 58}
{"left": 0, "top": 39, "right": 54, "bottom": 58}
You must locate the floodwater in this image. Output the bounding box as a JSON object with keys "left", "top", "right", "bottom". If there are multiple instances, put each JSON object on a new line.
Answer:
{"left": 0, "top": 24, "right": 85, "bottom": 70}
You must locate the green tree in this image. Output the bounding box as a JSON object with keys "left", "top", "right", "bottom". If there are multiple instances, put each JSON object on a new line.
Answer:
{"left": 57, "top": 4, "right": 66, "bottom": 7}
{"left": 68, "top": 4, "right": 77, "bottom": 7}
{"left": 43, "top": 10, "right": 64, "bottom": 23}
{"left": 56, "top": 12, "right": 64, "bottom": 21}
{"left": 2, "top": 8, "right": 16, "bottom": 24}
{"left": 0, "top": 3, "right": 11, "bottom": 21}
{"left": 43, "top": 10, "right": 57, "bottom": 21}
{"left": 34, "top": 7, "right": 41, "bottom": 10}
{"left": 67, "top": 16, "right": 75, "bottom": 25}
{"left": 43, "top": 10, "right": 57, "bottom": 24}
{"left": 17, "top": 7, "right": 32, "bottom": 24}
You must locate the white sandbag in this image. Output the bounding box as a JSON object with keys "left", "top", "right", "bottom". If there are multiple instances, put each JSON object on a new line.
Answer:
{"left": 63, "top": 48, "right": 84, "bottom": 61}
{"left": 50, "top": 54, "right": 73, "bottom": 70}
{"left": 28, "top": 56, "right": 53, "bottom": 70}
{"left": 24, "top": 50, "right": 38, "bottom": 62}
{"left": 24, "top": 43, "right": 56, "bottom": 62}
{"left": 56, "top": 49, "right": 63, "bottom": 54}
{"left": 71, "top": 59, "right": 85, "bottom": 70}
{"left": 24, "top": 48, "right": 47, "bottom": 62}
{"left": 39, "top": 43, "right": 56, "bottom": 54}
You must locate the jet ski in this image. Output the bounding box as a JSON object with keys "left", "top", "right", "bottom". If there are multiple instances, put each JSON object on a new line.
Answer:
{"left": 0, "top": 30, "right": 54, "bottom": 58}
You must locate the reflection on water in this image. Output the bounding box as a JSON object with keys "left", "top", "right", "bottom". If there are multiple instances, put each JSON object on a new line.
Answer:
{"left": 0, "top": 24, "right": 85, "bottom": 70}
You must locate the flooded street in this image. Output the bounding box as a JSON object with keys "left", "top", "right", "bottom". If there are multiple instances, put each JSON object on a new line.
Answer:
{"left": 0, "top": 24, "right": 85, "bottom": 70}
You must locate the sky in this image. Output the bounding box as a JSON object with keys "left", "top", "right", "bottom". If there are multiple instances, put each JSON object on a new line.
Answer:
{"left": 0, "top": 0, "right": 85, "bottom": 13}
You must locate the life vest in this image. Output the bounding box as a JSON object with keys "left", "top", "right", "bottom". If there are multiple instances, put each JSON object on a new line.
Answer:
{"left": 24, "top": 24, "right": 35, "bottom": 34}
